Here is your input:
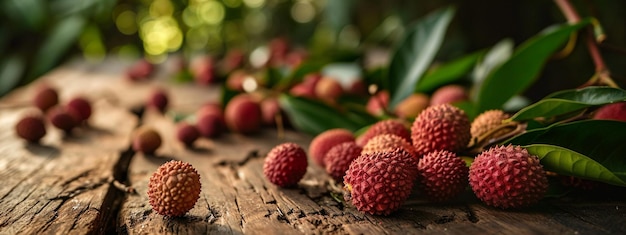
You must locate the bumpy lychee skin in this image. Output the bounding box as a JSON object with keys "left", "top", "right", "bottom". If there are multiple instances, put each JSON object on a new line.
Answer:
{"left": 361, "top": 134, "right": 417, "bottom": 160}
{"left": 471, "top": 110, "right": 511, "bottom": 139}
{"left": 430, "top": 84, "right": 468, "bottom": 106}
{"left": 418, "top": 150, "right": 468, "bottom": 202}
{"left": 176, "top": 122, "right": 200, "bottom": 147}
{"left": 67, "top": 97, "right": 92, "bottom": 123}
{"left": 324, "top": 142, "right": 362, "bottom": 181}
{"left": 593, "top": 102, "right": 626, "bottom": 122}
{"left": 148, "top": 160, "right": 201, "bottom": 217}
{"left": 132, "top": 126, "right": 162, "bottom": 155}
{"left": 34, "top": 86, "right": 59, "bottom": 113}
{"left": 356, "top": 119, "right": 411, "bottom": 146}
{"left": 15, "top": 115, "right": 47, "bottom": 143}
{"left": 48, "top": 106, "right": 78, "bottom": 133}
{"left": 344, "top": 148, "right": 418, "bottom": 216}
{"left": 224, "top": 94, "right": 262, "bottom": 134}
{"left": 263, "top": 142, "right": 308, "bottom": 187}
{"left": 309, "top": 129, "right": 355, "bottom": 167}
{"left": 469, "top": 145, "right": 549, "bottom": 209}
{"left": 411, "top": 104, "right": 471, "bottom": 156}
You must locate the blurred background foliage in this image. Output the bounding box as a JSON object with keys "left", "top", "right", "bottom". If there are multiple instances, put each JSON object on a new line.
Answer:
{"left": 0, "top": 0, "right": 624, "bottom": 98}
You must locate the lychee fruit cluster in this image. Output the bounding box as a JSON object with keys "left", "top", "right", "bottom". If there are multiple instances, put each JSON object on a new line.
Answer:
{"left": 148, "top": 160, "right": 201, "bottom": 217}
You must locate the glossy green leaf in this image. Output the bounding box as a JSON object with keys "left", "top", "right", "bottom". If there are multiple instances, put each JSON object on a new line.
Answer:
{"left": 279, "top": 94, "right": 376, "bottom": 135}
{"left": 0, "top": 55, "right": 25, "bottom": 96}
{"left": 505, "top": 120, "right": 626, "bottom": 186}
{"left": 524, "top": 144, "right": 626, "bottom": 187}
{"left": 476, "top": 19, "right": 591, "bottom": 112}
{"left": 510, "top": 87, "right": 626, "bottom": 121}
{"left": 416, "top": 49, "right": 484, "bottom": 93}
{"left": 30, "top": 16, "right": 86, "bottom": 79}
{"left": 388, "top": 6, "right": 455, "bottom": 109}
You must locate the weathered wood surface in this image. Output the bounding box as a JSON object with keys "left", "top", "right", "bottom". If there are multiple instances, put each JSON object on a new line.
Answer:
{"left": 1, "top": 59, "right": 626, "bottom": 235}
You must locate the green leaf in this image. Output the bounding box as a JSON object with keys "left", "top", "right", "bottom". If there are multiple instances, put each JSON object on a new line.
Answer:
{"left": 416, "top": 49, "right": 484, "bottom": 93}
{"left": 511, "top": 86, "right": 626, "bottom": 121}
{"left": 387, "top": 6, "right": 455, "bottom": 109}
{"left": 471, "top": 39, "right": 514, "bottom": 101}
{"left": 279, "top": 94, "right": 376, "bottom": 135}
{"left": 30, "top": 16, "right": 87, "bottom": 79}
{"left": 475, "top": 19, "right": 592, "bottom": 112}
{"left": 0, "top": 55, "right": 25, "bottom": 96}
{"left": 504, "top": 120, "right": 626, "bottom": 186}
{"left": 524, "top": 144, "right": 626, "bottom": 187}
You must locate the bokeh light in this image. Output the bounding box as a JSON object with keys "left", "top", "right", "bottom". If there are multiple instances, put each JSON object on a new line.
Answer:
{"left": 291, "top": 0, "right": 316, "bottom": 23}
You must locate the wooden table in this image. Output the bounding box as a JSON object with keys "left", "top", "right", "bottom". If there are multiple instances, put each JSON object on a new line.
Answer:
{"left": 1, "top": 59, "right": 625, "bottom": 235}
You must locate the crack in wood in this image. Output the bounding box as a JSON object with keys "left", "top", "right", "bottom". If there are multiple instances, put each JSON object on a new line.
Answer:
{"left": 462, "top": 205, "right": 479, "bottom": 223}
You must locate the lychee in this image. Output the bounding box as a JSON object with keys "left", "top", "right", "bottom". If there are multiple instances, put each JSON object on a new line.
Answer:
{"left": 48, "top": 106, "right": 78, "bottom": 133}
{"left": 314, "top": 77, "right": 343, "bottom": 103}
{"left": 148, "top": 89, "right": 169, "bottom": 114}
{"left": 190, "top": 56, "right": 217, "bottom": 85}
{"left": 366, "top": 90, "right": 389, "bottom": 117}
{"left": 196, "top": 113, "right": 225, "bottom": 138}
{"left": 430, "top": 84, "right": 468, "bottom": 106}
{"left": 260, "top": 97, "right": 281, "bottom": 126}
{"left": 592, "top": 102, "right": 626, "bottom": 122}
{"left": 148, "top": 160, "right": 201, "bottom": 217}
{"left": 324, "top": 142, "right": 362, "bottom": 182}
{"left": 67, "top": 96, "right": 92, "bottom": 123}
{"left": 33, "top": 85, "right": 59, "bottom": 113}
{"left": 176, "top": 122, "right": 200, "bottom": 147}
{"left": 361, "top": 134, "right": 417, "bottom": 159}
{"left": 393, "top": 93, "right": 429, "bottom": 120}
{"left": 343, "top": 148, "right": 418, "bottom": 215}
{"left": 126, "top": 59, "right": 154, "bottom": 81}
{"left": 469, "top": 145, "right": 548, "bottom": 209}
{"left": 411, "top": 104, "right": 471, "bottom": 156}
{"left": 225, "top": 70, "right": 248, "bottom": 92}
{"left": 417, "top": 150, "right": 468, "bottom": 202}
{"left": 471, "top": 110, "right": 510, "bottom": 139}
{"left": 308, "top": 128, "right": 355, "bottom": 167}
{"left": 15, "top": 115, "right": 46, "bottom": 143}
{"left": 224, "top": 94, "right": 262, "bottom": 134}
{"left": 289, "top": 73, "right": 320, "bottom": 99}
{"left": 356, "top": 119, "right": 411, "bottom": 147}
{"left": 132, "top": 126, "right": 162, "bottom": 155}
{"left": 263, "top": 142, "right": 308, "bottom": 187}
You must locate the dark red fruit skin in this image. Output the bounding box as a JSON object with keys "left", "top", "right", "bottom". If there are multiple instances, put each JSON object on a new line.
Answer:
{"left": 132, "top": 127, "right": 162, "bottom": 155}
{"left": 15, "top": 115, "right": 47, "bottom": 143}
{"left": 148, "top": 89, "right": 169, "bottom": 114}
{"left": 308, "top": 129, "right": 355, "bottom": 167}
{"left": 67, "top": 97, "right": 92, "bottom": 122}
{"left": 191, "top": 56, "right": 217, "bottom": 85}
{"left": 289, "top": 73, "right": 321, "bottom": 99}
{"left": 593, "top": 102, "right": 626, "bottom": 122}
{"left": 126, "top": 59, "right": 154, "bottom": 81}
{"left": 176, "top": 122, "right": 200, "bottom": 147}
{"left": 224, "top": 94, "right": 262, "bottom": 134}
{"left": 261, "top": 98, "right": 281, "bottom": 126}
{"left": 263, "top": 142, "right": 308, "bottom": 187}
{"left": 47, "top": 106, "right": 78, "bottom": 133}
{"left": 34, "top": 86, "right": 59, "bottom": 113}
{"left": 356, "top": 119, "right": 411, "bottom": 146}
{"left": 197, "top": 113, "right": 225, "bottom": 138}
{"left": 324, "top": 142, "right": 362, "bottom": 182}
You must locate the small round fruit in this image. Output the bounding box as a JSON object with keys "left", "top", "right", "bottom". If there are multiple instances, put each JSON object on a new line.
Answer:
{"left": 148, "top": 89, "right": 169, "bottom": 113}
{"left": 196, "top": 113, "right": 225, "bottom": 138}
{"left": 471, "top": 110, "right": 510, "bottom": 139}
{"left": 67, "top": 97, "right": 92, "bottom": 123}
{"left": 361, "top": 134, "right": 417, "bottom": 159}
{"left": 366, "top": 90, "right": 389, "bottom": 117}
{"left": 430, "top": 84, "right": 468, "bottom": 106}
{"left": 260, "top": 97, "right": 281, "bottom": 126}
{"left": 15, "top": 115, "right": 46, "bottom": 143}
{"left": 263, "top": 142, "right": 308, "bottom": 187}
{"left": 132, "top": 126, "right": 162, "bottom": 155}
{"left": 33, "top": 86, "right": 59, "bottom": 112}
{"left": 224, "top": 94, "right": 262, "bottom": 134}
{"left": 593, "top": 102, "right": 626, "bottom": 122}
{"left": 393, "top": 93, "right": 430, "bottom": 120}
{"left": 324, "top": 142, "right": 362, "bottom": 182}
{"left": 48, "top": 106, "right": 78, "bottom": 133}
{"left": 344, "top": 148, "right": 418, "bottom": 216}
{"left": 315, "top": 77, "right": 343, "bottom": 102}
{"left": 148, "top": 160, "right": 201, "bottom": 217}
{"left": 126, "top": 59, "right": 154, "bottom": 81}
{"left": 356, "top": 119, "right": 411, "bottom": 146}
{"left": 417, "top": 150, "right": 468, "bottom": 202}
{"left": 309, "top": 129, "right": 355, "bottom": 167}
{"left": 176, "top": 122, "right": 200, "bottom": 147}
{"left": 469, "top": 145, "right": 548, "bottom": 209}
{"left": 411, "top": 104, "right": 471, "bottom": 156}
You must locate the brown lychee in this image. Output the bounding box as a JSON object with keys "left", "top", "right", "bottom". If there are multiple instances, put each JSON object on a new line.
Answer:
{"left": 417, "top": 150, "right": 468, "bottom": 202}
{"left": 263, "top": 142, "right": 308, "bottom": 187}
{"left": 48, "top": 106, "right": 78, "bottom": 133}
{"left": 33, "top": 85, "right": 59, "bottom": 113}
{"left": 469, "top": 145, "right": 548, "bottom": 209}
{"left": 393, "top": 93, "right": 430, "bottom": 120}
{"left": 471, "top": 109, "right": 511, "bottom": 139}
{"left": 343, "top": 148, "right": 418, "bottom": 216}
{"left": 224, "top": 94, "right": 262, "bottom": 134}
{"left": 15, "top": 115, "right": 47, "bottom": 143}
{"left": 593, "top": 102, "right": 626, "bottom": 122}
{"left": 356, "top": 119, "right": 411, "bottom": 147}
{"left": 361, "top": 134, "right": 417, "bottom": 159}
{"left": 176, "top": 122, "right": 200, "bottom": 147}
{"left": 132, "top": 126, "right": 162, "bottom": 155}
{"left": 430, "top": 84, "right": 468, "bottom": 106}
{"left": 324, "top": 142, "right": 362, "bottom": 181}
{"left": 67, "top": 96, "right": 92, "bottom": 123}
{"left": 309, "top": 128, "right": 355, "bottom": 167}
{"left": 411, "top": 104, "right": 471, "bottom": 156}
{"left": 148, "top": 160, "right": 201, "bottom": 217}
